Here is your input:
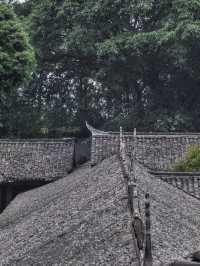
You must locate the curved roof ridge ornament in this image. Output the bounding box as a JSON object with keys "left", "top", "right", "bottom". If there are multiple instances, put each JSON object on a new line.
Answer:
{"left": 86, "top": 121, "right": 109, "bottom": 135}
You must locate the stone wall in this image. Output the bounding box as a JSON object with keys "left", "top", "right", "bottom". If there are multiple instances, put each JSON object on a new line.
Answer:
{"left": 0, "top": 138, "right": 75, "bottom": 183}
{"left": 90, "top": 132, "right": 200, "bottom": 170}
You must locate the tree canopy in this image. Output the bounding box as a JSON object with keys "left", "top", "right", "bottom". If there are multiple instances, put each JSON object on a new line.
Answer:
{"left": 0, "top": 3, "right": 36, "bottom": 136}
{"left": 1, "top": 0, "right": 200, "bottom": 137}
{"left": 0, "top": 3, "right": 35, "bottom": 92}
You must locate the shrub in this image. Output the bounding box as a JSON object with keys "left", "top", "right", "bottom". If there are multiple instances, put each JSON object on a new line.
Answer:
{"left": 172, "top": 144, "right": 200, "bottom": 172}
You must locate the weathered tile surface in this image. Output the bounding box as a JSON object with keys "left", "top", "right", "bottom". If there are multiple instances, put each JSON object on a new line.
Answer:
{"left": 0, "top": 139, "right": 74, "bottom": 182}
{"left": 0, "top": 157, "right": 137, "bottom": 266}
{"left": 135, "top": 163, "right": 200, "bottom": 265}
{"left": 0, "top": 156, "right": 199, "bottom": 265}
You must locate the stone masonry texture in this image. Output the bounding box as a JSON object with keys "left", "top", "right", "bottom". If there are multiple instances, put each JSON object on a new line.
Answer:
{"left": 0, "top": 156, "right": 199, "bottom": 265}
{"left": 90, "top": 133, "right": 200, "bottom": 170}
{"left": 0, "top": 157, "right": 137, "bottom": 266}
{"left": 0, "top": 139, "right": 75, "bottom": 183}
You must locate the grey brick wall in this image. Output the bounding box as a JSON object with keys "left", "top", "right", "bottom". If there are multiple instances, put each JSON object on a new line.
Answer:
{"left": 90, "top": 133, "right": 200, "bottom": 170}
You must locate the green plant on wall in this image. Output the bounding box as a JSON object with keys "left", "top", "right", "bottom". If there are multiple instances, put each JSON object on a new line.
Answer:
{"left": 173, "top": 145, "right": 200, "bottom": 172}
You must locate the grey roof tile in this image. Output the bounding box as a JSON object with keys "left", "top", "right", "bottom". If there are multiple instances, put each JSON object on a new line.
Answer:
{"left": 0, "top": 157, "right": 137, "bottom": 266}
{"left": 0, "top": 140, "right": 74, "bottom": 182}
{"left": 135, "top": 163, "right": 200, "bottom": 265}
{"left": 0, "top": 157, "right": 198, "bottom": 265}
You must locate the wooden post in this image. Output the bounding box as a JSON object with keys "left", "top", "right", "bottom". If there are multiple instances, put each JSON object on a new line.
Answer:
{"left": 133, "top": 183, "right": 140, "bottom": 216}
{"left": 132, "top": 128, "right": 137, "bottom": 182}
{"left": 191, "top": 177, "right": 195, "bottom": 196}
{"left": 128, "top": 184, "right": 134, "bottom": 214}
{"left": 133, "top": 217, "right": 144, "bottom": 251}
{"left": 143, "top": 193, "right": 153, "bottom": 266}
{"left": 181, "top": 178, "right": 184, "bottom": 190}
{"left": 120, "top": 126, "right": 123, "bottom": 145}
{"left": 131, "top": 182, "right": 144, "bottom": 251}
{"left": 186, "top": 179, "right": 190, "bottom": 193}
{"left": 119, "top": 126, "right": 123, "bottom": 157}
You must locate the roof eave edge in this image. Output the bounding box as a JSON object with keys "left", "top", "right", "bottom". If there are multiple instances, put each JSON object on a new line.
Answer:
{"left": 85, "top": 121, "right": 109, "bottom": 136}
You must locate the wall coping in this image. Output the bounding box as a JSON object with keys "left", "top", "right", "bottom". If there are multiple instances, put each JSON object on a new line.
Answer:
{"left": 0, "top": 138, "right": 74, "bottom": 144}
{"left": 92, "top": 134, "right": 200, "bottom": 138}
{"left": 149, "top": 170, "right": 200, "bottom": 176}
{"left": 86, "top": 122, "right": 200, "bottom": 137}
{"left": 104, "top": 132, "right": 200, "bottom": 135}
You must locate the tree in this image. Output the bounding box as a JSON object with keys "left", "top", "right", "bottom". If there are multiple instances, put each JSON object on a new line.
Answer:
{"left": 28, "top": 0, "right": 105, "bottom": 135}
{"left": 0, "top": 3, "right": 36, "bottom": 135}
{"left": 95, "top": 0, "right": 200, "bottom": 131}
{"left": 12, "top": 0, "right": 200, "bottom": 135}
{"left": 0, "top": 3, "right": 35, "bottom": 92}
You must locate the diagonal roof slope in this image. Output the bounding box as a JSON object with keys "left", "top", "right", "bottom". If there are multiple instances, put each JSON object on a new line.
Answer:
{"left": 0, "top": 156, "right": 137, "bottom": 266}
{"left": 0, "top": 157, "right": 199, "bottom": 265}
{"left": 135, "top": 163, "right": 200, "bottom": 265}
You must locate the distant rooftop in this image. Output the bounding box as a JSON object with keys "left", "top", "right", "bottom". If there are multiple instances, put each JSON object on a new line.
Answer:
{"left": 0, "top": 139, "right": 74, "bottom": 183}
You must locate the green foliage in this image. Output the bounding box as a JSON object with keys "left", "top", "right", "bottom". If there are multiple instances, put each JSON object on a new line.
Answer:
{"left": 0, "top": 3, "right": 36, "bottom": 92}
{"left": 3, "top": 0, "right": 200, "bottom": 136}
{"left": 173, "top": 145, "right": 200, "bottom": 172}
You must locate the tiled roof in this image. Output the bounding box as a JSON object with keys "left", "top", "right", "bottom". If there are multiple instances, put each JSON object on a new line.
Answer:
{"left": 136, "top": 163, "right": 200, "bottom": 265}
{"left": 0, "top": 157, "right": 136, "bottom": 266}
{"left": 0, "top": 139, "right": 74, "bottom": 183}
{"left": 0, "top": 156, "right": 198, "bottom": 265}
